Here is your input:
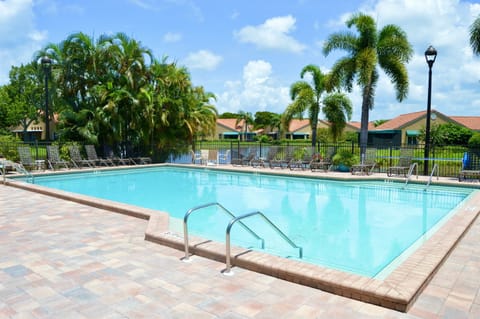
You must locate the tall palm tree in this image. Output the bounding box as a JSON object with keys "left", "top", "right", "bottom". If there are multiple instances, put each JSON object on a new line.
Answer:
{"left": 184, "top": 87, "right": 217, "bottom": 145}
{"left": 323, "top": 13, "right": 413, "bottom": 156}
{"left": 97, "top": 32, "right": 153, "bottom": 151}
{"left": 35, "top": 32, "right": 103, "bottom": 143}
{"left": 236, "top": 111, "right": 254, "bottom": 141}
{"left": 283, "top": 64, "right": 352, "bottom": 146}
{"left": 470, "top": 15, "right": 480, "bottom": 56}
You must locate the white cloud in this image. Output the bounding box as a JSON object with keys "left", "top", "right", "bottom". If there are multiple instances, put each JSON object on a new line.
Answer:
{"left": 0, "top": 0, "right": 46, "bottom": 84}
{"left": 163, "top": 32, "right": 182, "bottom": 43}
{"left": 234, "top": 15, "right": 306, "bottom": 53}
{"left": 183, "top": 50, "right": 222, "bottom": 71}
{"left": 128, "top": 0, "right": 152, "bottom": 10}
{"left": 216, "top": 60, "right": 290, "bottom": 114}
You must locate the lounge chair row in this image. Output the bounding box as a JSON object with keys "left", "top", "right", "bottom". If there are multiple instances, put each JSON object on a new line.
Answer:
{"left": 17, "top": 145, "right": 152, "bottom": 171}
{"left": 201, "top": 147, "right": 418, "bottom": 177}
{"left": 230, "top": 147, "right": 334, "bottom": 171}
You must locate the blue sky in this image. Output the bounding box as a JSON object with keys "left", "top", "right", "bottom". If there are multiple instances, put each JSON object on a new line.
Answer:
{"left": 1, "top": 0, "right": 480, "bottom": 122}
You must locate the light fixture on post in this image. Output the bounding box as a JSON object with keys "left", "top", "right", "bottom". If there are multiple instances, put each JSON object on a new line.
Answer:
{"left": 41, "top": 56, "right": 52, "bottom": 141}
{"left": 423, "top": 45, "right": 437, "bottom": 176}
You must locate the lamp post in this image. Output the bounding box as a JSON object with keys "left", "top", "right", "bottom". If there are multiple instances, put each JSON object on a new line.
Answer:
{"left": 423, "top": 45, "right": 437, "bottom": 176}
{"left": 41, "top": 56, "right": 52, "bottom": 141}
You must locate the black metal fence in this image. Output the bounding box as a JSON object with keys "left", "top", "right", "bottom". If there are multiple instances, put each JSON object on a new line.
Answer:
{"left": 0, "top": 139, "right": 473, "bottom": 178}
{"left": 169, "top": 140, "right": 471, "bottom": 178}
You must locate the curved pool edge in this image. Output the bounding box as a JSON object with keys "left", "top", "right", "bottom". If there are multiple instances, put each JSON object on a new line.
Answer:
{"left": 4, "top": 166, "right": 480, "bottom": 312}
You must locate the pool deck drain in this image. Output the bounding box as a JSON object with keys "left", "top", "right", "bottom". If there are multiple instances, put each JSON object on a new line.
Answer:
{"left": 2, "top": 164, "right": 480, "bottom": 316}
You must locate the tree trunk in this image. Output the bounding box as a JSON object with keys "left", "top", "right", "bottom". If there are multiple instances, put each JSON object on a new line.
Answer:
{"left": 359, "top": 86, "right": 371, "bottom": 160}
{"left": 311, "top": 112, "right": 318, "bottom": 147}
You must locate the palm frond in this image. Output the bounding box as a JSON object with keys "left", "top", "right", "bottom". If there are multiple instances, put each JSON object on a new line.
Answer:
{"left": 470, "top": 15, "right": 480, "bottom": 56}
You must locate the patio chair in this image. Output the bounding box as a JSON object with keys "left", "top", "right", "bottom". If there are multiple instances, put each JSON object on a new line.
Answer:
{"left": 206, "top": 149, "right": 218, "bottom": 166}
{"left": 198, "top": 149, "right": 209, "bottom": 165}
{"left": 351, "top": 148, "right": 377, "bottom": 175}
{"left": 0, "top": 158, "right": 15, "bottom": 174}
{"left": 270, "top": 146, "right": 294, "bottom": 169}
{"left": 68, "top": 145, "right": 95, "bottom": 168}
{"left": 250, "top": 146, "right": 277, "bottom": 168}
{"left": 132, "top": 156, "right": 152, "bottom": 165}
{"left": 104, "top": 147, "right": 136, "bottom": 166}
{"left": 240, "top": 149, "right": 257, "bottom": 166}
{"left": 108, "top": 153, "right": 136, "bottom": 165}
{"left": 459, "top": 151, "right": 480, "bottom": 181}
{"left": 387, "top": 148, "right": 414, "bottom": 177}
{"left": 289, "top": 148, "right": 314, "bottom": 171}
{"left": 231, "top": 148, "right": 248, "bottom": 166}
{"left": 218, "top": 150, "right": 230, "bottom": 164}
{"left": 46, "top": 145, "right": 69, "bottom": 170}
{"left": 310, "top": 147, "right": 335, "bottom": 172}
{"left": 85, "top": 145, "right": 114, "bottom": 166}
{"left": 191, "top": 150, "right": 203, "bottom": 164}
{"left": 17, "top": 146, "right": 37, "bottom": 171}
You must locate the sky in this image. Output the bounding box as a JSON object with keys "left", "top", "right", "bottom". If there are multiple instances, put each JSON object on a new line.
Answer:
{"left": 1, "top": 0, "right": 480, "bottom": 122}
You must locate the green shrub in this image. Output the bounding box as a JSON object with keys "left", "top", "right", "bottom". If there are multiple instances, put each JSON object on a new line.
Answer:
{"left": 468, "top": 133, "right": 480, "bottom": 148}
{"left": 332, "top": 149, "right": 358, "bottom": 167}
{"left": 0, "top": 135, "right": 21, "bottom": 161}
{"left": 255, "top": 135, "right": 272, "bottom": 143}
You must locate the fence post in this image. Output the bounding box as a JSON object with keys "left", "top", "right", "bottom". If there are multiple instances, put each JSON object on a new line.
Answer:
{"left": 34, "top": 140, "right": 39, "bottom": 160}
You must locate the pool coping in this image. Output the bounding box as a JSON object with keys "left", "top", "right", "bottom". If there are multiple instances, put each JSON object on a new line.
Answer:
{"left": 4, "top": 164, "right": 480, "bottom": 312}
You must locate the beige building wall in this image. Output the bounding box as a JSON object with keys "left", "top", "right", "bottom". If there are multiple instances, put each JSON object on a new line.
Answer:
{"left": 398, "top": 114, "right": 450, "bottom": 144}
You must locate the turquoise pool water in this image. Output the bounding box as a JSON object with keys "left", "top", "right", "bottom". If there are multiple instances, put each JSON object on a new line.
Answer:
{"left": 28, "top": 166, "right": 473, "bottom": 277}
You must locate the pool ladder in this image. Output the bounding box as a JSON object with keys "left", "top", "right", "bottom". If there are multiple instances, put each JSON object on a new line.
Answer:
{"left": 404, "top": 162, "right": 439, "bottom": 189}
{"left": 14, "top": 163, "right": 34, "bottom": 183}
{"left": 425, "top": 163, "right": 439, "bottom": 189}
{"left": 404, "top": 162, "right": 418, "bottom": 187}
{"left": 183, "top": 202, "right": 303, "bottom": 274}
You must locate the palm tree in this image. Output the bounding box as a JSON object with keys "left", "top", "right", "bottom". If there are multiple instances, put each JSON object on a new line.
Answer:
{"left": 97, "top": 32, "right": 153, "bottom": 152}
{"left": 470, "top": 15, "right": 480, "bottom": 55}
{"left": 283, "top": 64, "right": 352, "bottom": 146}
{"left": 236, "top": 111, "right": 254, "bottom": 141}
{"left": 184, "top": 86, "right": 218, "bottom": 145}
{"left": 323, "top": 13, "right": 413, "bottom": 156}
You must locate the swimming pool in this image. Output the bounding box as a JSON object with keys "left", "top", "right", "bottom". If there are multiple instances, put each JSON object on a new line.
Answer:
{"left": 24, "top": 166, "right": 473, "bottom": 278}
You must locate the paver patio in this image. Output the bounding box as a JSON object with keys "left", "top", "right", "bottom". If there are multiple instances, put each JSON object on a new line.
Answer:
{"left": 0, "top": 172, "right": 479, "bottom": 318}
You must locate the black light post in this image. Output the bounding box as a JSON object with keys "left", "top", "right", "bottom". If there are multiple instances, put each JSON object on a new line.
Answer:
{"left": 41, "top": 56, "right": 52, "bottom": 141}
{"left": 423, "top": 45, "right": 437, "bottom": 176}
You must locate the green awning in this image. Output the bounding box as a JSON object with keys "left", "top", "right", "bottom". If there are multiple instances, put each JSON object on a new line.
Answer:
{"left": 406, "top": 130, "right": 420, "bottom": 136}
{"left": 370, "top": 130, "right": 399, "bottom": 134}
{"left": 223, "top": 132, "right": 239, "bottom": 136}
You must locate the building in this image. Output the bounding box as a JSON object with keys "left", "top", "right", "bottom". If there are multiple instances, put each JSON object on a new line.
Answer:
{"left": 214, "top": 110, "right": 480, "bottom": 144}
{"left": 10, "top": 113, "right": 57, "bottom": 141}
{"left": 369, "top": 110, "right": 480, "bottom": 145}
{"left": 215, "top": 118, "right": 258, "bottom": 140}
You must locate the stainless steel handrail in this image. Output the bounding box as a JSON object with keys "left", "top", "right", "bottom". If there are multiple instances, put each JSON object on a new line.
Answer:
{"left": 425, "top": 163, "right": 439, "bottom": 189}
{"left": 183, "top": 202, "right": 263, "bottom": 261}
{"left": 224, "top": 211, "right": 303, "bottom": 274}
{"left": 404, "top": 162, "right": 418, "bottom": 187}
{"left": 13, "top": 162, "right": 34, "bottom": 183}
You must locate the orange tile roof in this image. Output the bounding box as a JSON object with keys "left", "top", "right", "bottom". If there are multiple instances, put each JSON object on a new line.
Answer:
{"left": 450, "top": 116, "right": 480, "bottom": 131}
{"left": 374, "top": 110, "right": 428, "bottom": 130}
{"left": 373, "top": 109, "right": 480, "bottom": 131}
{"left": 348, "top": 121, "right": 375, "bottom": 130}
{"left": 288, "top": 119, "right": 310, "bottom": 132}
{"left": 216, "top": 118, "right": 244, "bottom": 132}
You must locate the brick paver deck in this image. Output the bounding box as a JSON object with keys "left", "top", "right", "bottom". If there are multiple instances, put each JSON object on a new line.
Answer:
{"left": 1, "top": 168, "right": 479, "bottom": 318}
